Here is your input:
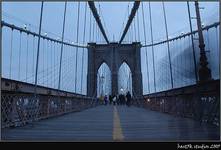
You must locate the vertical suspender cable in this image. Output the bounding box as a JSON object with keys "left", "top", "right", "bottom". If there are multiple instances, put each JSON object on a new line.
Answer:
{"left": 50, "top": 40, "right": 53, "bottom": 87}
{"left": 34, "top": 1, "right": 44, "bottom": 96}
{"left": 18, "top": 31, "right": 22, "bottom": 80}
{"left": 58, "top": 1, "right": 67, "bottom": 90}
{"left": 148, "top": 2, "right": 156, "bottom": 92}
{"left": 89, "top": 10, "right": 92, "bottom": 42}
{"left": 215, "top": 26, "right": 219, "bottom": 74}
{"left": 187, "top": 1, "right": 198, "bottom": 83}
{"left": 46, "top": 39, "right": 48, "bottom": 87}
{"left": 127, "top": 4, "right": 131, "bottom": 42}
{"left": 74, "top": 2, "right": 80, "bottom": 93}
{"left": 95, "top": 20, "right": 98, "bottom": 42}
{"left": 52, "top": 41, "right": 55, "bottom": 88}
{"left": 32, "top": 35, "right": 35, "bottom": 83}
{"left": 162, "top": 2, "right": 173, "bottom": 88}
{"left": 98, "top": 4, "right": 101, "bottom": 42}
{"left": 80, "top": 2, "right": 87, "bottom": 94}
{"left": 141, "top": 3, "right": 150, "bottom": 93}
{"left": 93, "top": 18, "right": 95, "bottom": 41}
{"left": 26, "top": 33, "right": 29, "bottom": 82}
{"left": 9, "top": 29, "right": 13, "bottom": 79}
{"left": 137, "top": 9, "right": 140, "bottom": 41}
{"left": 42, "top": 39, "right": 44, "bottom": 85}
{"left": 133, "top": 19, "right": 137, "bottom": 42}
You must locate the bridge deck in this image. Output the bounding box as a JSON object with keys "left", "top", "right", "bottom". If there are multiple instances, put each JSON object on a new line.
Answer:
{"left": 1, "top": 105, "right": 219, "bottom": 141}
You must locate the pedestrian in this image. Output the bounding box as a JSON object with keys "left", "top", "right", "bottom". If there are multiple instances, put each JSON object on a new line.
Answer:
{"left": 122, "top": 94, "right": 126, "bottom": 105}
{"left": 126, "top": 91, "right": 132, "bottom": 107}
{"left": 119, "top": 94, "right": 123, "bottom": 105}
{"left": 117, "top": 95, "right": 120, "bottom": 105}
{"left": 109, "top": 95, "right": 112, "bottom": 105}
{"left": 104, "top": 95, "right": 108, "bottom": 105}
{"left": 113, "top": 95, "right": 116, "bottom": 106}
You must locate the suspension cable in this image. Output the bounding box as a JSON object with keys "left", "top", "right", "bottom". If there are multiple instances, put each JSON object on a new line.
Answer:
{"left": 49, "top": 40, "right": 52, "bottom": 87}
{"left": 148, "top": 2, "right": 156, "bottom": 92}
{"left": 9, "top": 29, "right": 13, "bottom": 79}
{"left": 133, "top": 18, "right": 137, "bottom": 42}
{"left": 162, "top": 2, "right": 173, "bottom": 88}
{"left": 187, "top": 1, "right": 198, "bottom": 83}
{"left": 137, "top": 8, "right": 140, "bottom": 41}
{"left": 53, "top": 41, "right": 56, "bottom": 88}
{"left": 127, "top": 4, "right": 131, "bottom": 42}
{"left": 58, "top": 1, "right": 67, "bottom": 90}
{"left": 141, "top": 2, "right": 150, "bottom": 93}
{"left": 25, "top": 33, "right": 29, "bottom": 82}
{"left": 74, "top": 2, "right": 80, "bottom": 93}
{"left": 32, "top": 35, "right": 35, "bottom": 83}
{"left": 46, "top": 39, "right": 49, "bottom": 87}
{"left": 81, "top": 2, "right": 87, "bottom": 94}
{"left": 18, "top": 31, "right": 22, "bottom": 80}
{"left": 93, "top": 18, "right": 95, "bottom": 42}
{"left": 42, "top": 39, "right": 45, "bottom": 85}
{"left": 89, "top": 9, "right": 92, "bottom": 42}
{"left": 215, "top": 26, "right": 219, "bottom": 74}
{"left": 34, "top": 1, "right": 44, "bottom": 96}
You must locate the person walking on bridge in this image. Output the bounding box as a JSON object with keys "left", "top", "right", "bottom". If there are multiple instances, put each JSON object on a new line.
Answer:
{"left": 126, "top": 91, "right": 132, "bottom": 107}
{"left": 104, "top": 95, "right": 108, "bottom": 105}
{"left": 113, "top": 95, "right": 117, "bottom": 106}
{"left": 109, "top": 95, "right": 112, "bottom": 105}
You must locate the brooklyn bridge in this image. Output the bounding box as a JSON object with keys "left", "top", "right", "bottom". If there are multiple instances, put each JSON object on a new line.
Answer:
{"left": 1, "top": 1, "right": 220, "bottom": 141}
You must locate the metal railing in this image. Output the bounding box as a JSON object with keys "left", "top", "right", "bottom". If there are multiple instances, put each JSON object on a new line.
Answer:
{"left": 132, "top": 79, "right": 220, "bottom": 127}
{"left": 1, "top": 78, "right": 100, "bottom": 128}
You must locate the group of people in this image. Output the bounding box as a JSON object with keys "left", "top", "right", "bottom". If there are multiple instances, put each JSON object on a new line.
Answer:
{"left": 99, "top": 91, "right": 132, "bottom": 107}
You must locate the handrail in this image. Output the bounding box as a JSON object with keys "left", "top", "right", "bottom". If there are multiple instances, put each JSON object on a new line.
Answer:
{"left": 1, "top": 78, "right": 92, "bottom": 99}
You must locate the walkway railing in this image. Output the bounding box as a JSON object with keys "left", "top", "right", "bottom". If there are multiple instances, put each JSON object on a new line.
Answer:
{"left": 1, "top": 78, "right": 99, "bottom": 128}
{"left": 133, "top": 79, "right": 220, "bottom": 127}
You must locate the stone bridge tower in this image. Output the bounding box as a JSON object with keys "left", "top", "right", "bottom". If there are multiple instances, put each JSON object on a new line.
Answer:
{"left": 87, "top": 42, "right": 143, "bottom": 97}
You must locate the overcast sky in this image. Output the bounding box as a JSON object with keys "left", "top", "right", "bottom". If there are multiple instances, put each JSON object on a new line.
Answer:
{"left": 2, "top": 1, "right": 220, "bottom": 95}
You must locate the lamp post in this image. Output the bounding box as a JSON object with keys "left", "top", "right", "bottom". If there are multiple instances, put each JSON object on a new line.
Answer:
{"left": 195, "top": 1, "right": 211, "bottom": 82}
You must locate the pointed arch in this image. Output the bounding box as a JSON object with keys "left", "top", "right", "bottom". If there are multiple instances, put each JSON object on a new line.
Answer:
{"left": 96, "top": 62, "right": 111, "bottom": 97}
{"left": 118, "top": 61, "right": 132, "bottom": 95}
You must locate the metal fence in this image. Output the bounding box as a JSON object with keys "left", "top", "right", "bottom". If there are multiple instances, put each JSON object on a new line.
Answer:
{"left": 1, "top": 79, "right": 100, "bottom": 128}
{"left": 132, "top": 79, "right": 220, "bottom": 127}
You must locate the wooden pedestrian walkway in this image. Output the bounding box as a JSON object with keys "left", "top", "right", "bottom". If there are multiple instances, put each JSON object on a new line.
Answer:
{"left": 1, "top": 105, "right": 219, "bottom": 141}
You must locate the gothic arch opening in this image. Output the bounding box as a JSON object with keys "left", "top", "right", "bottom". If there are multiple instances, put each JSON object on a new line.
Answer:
{"left": 118, "top": 62, "right": 132, "bottom": 95}
{"left": 97, "top": 62, "right": 111, "bottom": 97}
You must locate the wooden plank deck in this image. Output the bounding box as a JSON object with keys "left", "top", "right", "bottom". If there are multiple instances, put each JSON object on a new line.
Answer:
{"left": 1, "top": 105, "right": 220, "bottom": 141}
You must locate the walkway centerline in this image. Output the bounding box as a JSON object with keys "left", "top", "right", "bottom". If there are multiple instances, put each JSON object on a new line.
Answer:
{"left": 113, "top": 106, "right": 124, "bottom": 141}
